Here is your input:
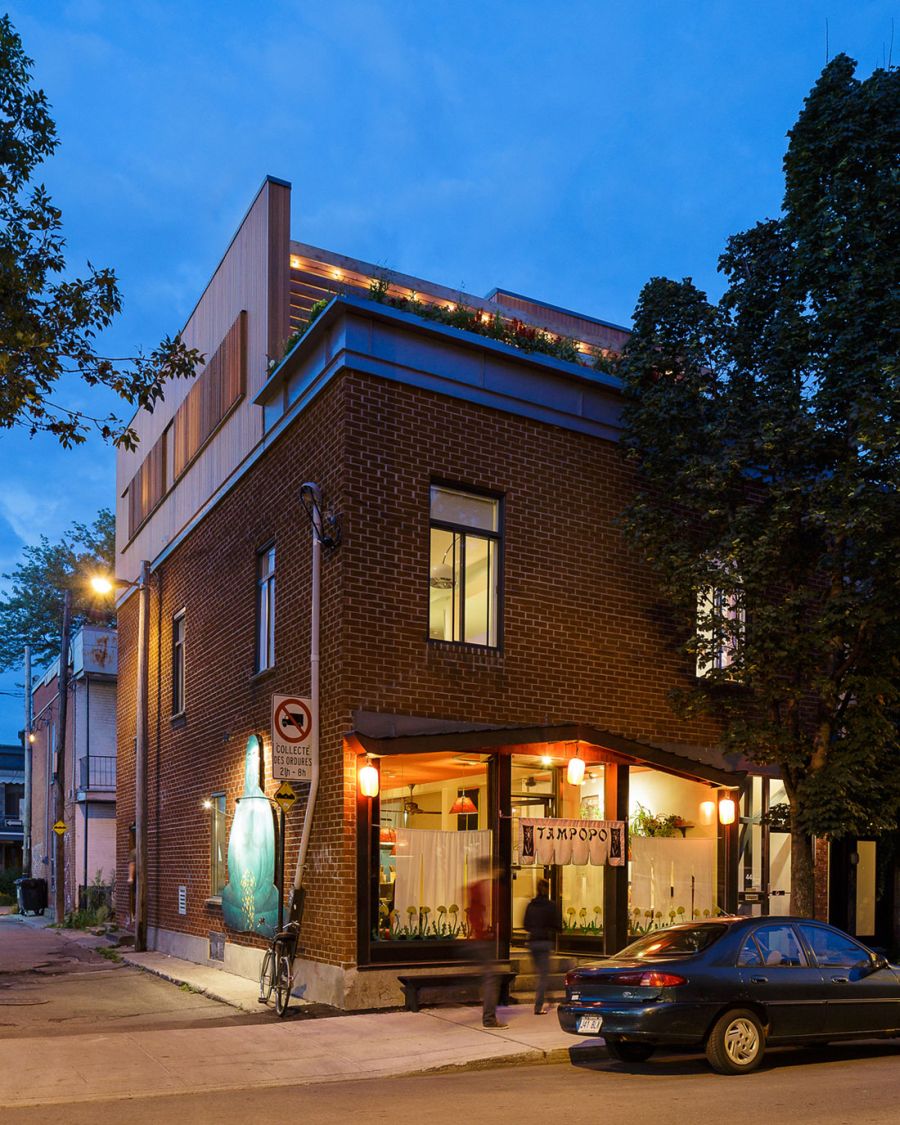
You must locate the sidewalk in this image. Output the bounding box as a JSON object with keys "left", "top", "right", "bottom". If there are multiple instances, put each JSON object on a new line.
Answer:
{"left": 2, "top": 923, "right": 596, "bottom": 1108}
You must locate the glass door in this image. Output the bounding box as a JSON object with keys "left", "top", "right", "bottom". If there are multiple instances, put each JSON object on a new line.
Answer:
{"left": 510, "top": 756, "right": 556, "bottom": 947}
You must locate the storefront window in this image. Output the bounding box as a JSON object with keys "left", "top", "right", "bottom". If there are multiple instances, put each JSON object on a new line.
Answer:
{"left": 627, "top": 768, "right": 719, "bottom": 933}
{"left": 559, "top": 766, "right": 606, "bottom": 939}
{"left": 375, "top": 752, "right": 491, "bottom": 943}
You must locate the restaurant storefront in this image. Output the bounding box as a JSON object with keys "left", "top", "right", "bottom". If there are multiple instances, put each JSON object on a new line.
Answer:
{"left": 352, "top": 723, "right": 742, "bottom": 970}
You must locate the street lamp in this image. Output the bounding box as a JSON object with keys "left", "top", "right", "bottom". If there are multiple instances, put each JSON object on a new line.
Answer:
{"left": 92, "top": 561, "right": 151, "bottom": 951}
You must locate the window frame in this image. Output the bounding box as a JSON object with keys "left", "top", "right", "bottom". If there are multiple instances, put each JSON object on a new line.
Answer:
{"left": 172, "top": 609, "right": 186, "bottom": 716}
{"left": 255, "top": 542, "right": 276, "bottom": 673}
{"left": 428, "top": 482, "right": 503, "bottom": 650}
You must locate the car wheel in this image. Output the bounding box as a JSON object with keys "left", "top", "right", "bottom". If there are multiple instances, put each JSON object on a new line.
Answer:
{"left": 706, "top": 1009, "right": 765, "bottom": 1075}
{"left": 605, "top": 1038, "right": 656, "bottom": 1063}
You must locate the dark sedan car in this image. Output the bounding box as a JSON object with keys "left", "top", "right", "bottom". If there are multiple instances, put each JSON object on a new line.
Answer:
{"left": 558, "top": 916, "right": 900, "bottom": 1074}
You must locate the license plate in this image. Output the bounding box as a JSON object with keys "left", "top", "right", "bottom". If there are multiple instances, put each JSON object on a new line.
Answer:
{"left": 577, "top": 1015, "right": 603, "bottom": 1034}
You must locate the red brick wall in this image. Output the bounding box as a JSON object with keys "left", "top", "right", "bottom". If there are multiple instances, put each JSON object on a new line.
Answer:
{"left": 116, "top": 368, "right": 722, "bottom": 968}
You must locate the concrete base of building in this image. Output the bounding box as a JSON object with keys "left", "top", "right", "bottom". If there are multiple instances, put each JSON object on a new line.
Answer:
{"left": 148, "top": 925, "right": 414, "bottom": 1009}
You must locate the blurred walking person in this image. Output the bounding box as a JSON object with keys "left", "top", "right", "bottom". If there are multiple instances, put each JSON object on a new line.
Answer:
{"left": 524, "top": 878, "right": 561, "bottom": 1015}
{"left": 467, "top": 859, "right": 507, "bottom": 1029}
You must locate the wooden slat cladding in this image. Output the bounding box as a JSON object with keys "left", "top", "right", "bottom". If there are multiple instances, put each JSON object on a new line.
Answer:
{"left": 125, "top": 310, "right": 247, "bottom": 542}
{"left": 126, "top": 431, "right": 166, "bottom": 539}
{"left": 173, "top": 310, "right": 247, "bottom": 480}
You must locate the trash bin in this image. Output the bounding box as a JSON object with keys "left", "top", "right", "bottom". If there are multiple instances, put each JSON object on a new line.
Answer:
{"left": 14, "top": 877, "right": 48, "bottom": 916}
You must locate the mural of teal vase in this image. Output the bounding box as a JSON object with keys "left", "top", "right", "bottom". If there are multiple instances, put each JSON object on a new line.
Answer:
{"left": 221, "top": 734, "right": 280, "bottom": 937}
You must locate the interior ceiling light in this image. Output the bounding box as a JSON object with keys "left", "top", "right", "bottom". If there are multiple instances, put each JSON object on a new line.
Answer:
{"left": 449, "top": 794, "right": 477, "bottom": 815}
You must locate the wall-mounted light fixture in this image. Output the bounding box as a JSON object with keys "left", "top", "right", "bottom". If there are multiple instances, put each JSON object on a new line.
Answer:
{"left": 358, "top": 758, "right": 379, "bottom": 799}
{"left": 718, "top": 795, "right": 736, "bottom": 825}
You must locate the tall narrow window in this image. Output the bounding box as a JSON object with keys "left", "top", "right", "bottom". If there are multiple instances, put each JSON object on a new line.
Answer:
{"left": 209, "top": 792, "right": 227, "bottom": 897}
{"left": 429, "top": 485, "right": 501, "bottom": 647}
{"left": 256, "top": 545, "right": 276, "bottom": 672}
{"left": 172, "top": 610, "right": 186, "bottom": 714}
{"left": 696, "top": 579, "right": 744, "bottom": 677}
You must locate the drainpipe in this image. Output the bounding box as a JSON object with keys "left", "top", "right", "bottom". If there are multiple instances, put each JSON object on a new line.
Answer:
{"left": 292, "top": 484, "right": 324, "bottom": 903}
{"left": 134, "top": 560, "right": 151, "bottom": 952}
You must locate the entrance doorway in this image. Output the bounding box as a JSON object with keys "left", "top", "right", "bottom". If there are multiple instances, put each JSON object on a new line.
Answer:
{"left": 510, "top": 756, "right": 555, "bottom": 946}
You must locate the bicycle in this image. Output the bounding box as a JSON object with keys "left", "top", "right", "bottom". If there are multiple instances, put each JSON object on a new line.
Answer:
{"left": 258, "top": 919, "right": 299, "bottom": 1016}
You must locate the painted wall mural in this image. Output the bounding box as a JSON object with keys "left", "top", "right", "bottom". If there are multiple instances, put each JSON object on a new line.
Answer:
{"left": 221, "top": 735, "right": 280, "bottom": 937}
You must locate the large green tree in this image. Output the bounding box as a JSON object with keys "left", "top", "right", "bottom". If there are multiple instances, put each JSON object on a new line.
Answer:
{"left": 619, "top": 56, "right": 900, "bottom": 915}
{"left": 0, "top": 16, "right": 201, "bottom": 448}
{"left": 0, "top": 509, "right": 116, "bottom": 673}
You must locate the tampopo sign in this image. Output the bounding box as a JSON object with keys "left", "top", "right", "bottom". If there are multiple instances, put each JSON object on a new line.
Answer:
{"left": 518, "top": 817, "right": 626, "bottom": 866}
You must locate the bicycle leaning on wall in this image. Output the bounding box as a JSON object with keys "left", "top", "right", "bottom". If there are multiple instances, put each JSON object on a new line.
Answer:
{"left": 258, "top": 917, "right": 300, "bottom": 1016}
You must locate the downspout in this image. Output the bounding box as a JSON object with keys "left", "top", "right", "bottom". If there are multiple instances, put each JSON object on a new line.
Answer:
{"left": 292, "top": 484, "right": 323, "bottom": 901}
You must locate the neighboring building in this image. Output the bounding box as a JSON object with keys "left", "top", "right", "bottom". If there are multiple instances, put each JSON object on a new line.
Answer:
{"left": 0, "top": 743, "right": 25, "bottom": 873}
{"left": 30, "top": 626, "right": 118, "bottom": 913}
{"left": 113, "top": 176, "right": 817, "bottom": 1009}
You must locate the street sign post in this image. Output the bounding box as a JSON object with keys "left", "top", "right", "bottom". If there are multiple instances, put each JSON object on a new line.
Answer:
{"left": 271, "top": 694, "right": 316, "bottom": 781}
{"left": 271, "top": 781, "right": 298, "bottom": 931}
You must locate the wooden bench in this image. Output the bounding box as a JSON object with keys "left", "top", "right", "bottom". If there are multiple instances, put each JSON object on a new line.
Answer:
{"left": 397, "top": 970, "right": 517, "bottom": 1013}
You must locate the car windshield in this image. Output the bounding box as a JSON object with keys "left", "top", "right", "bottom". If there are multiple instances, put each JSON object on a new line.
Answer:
{"left": 615, "top": 923, "right": 729, "bottom": 960}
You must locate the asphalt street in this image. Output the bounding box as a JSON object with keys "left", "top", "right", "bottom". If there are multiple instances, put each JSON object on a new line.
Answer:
{"left": 4, "top": 1046, "right": 900, "bottom": 1125}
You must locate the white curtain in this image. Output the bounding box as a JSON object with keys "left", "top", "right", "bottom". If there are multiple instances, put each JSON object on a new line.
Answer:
{"left": 630, "top": 837, "right": 716, "bottom": 921}
{"left": 394, "top": 828, "right": 492, "bottom": 914}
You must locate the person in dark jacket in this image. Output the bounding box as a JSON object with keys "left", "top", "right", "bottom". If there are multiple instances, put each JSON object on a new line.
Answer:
{"left": 523, "top": 878, "right": 562, "bottom": 1015}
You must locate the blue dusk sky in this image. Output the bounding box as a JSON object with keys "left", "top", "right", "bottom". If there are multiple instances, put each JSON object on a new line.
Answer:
{"left": 0, "top": 0, "right": 893, "bottom": 734}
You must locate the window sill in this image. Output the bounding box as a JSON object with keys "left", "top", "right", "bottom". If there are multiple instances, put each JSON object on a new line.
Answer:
{"left": 171, "top": 712, "right": 187, "bottom": 730}
{"left": 427, "top": 639, "right": 503, "bottom": 658}
{"left": 250, "top": 665, "right": 277, "bottom": 683}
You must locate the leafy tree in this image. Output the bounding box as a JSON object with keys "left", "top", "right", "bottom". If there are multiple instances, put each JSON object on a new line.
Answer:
{"left": 619, "top": 56, "right": 900, "bottom": 916}
{"left": 0, "top": 509, "right": 116, "bottom": 673}
{"left": 0, "top": 16, "right": 201, "bottom": 449}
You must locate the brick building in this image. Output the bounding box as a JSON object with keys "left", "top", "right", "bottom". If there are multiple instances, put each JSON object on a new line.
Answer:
{"left": 29, "top": 626, "right": 118, "bottom": 912}
{"left": 0, "top": 744, "right": 25, "bottom": 874}
{"left": 113, "top": 176, "right": 810, "bottom": 1008}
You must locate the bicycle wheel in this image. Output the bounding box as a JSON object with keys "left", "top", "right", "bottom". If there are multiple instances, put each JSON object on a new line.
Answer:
{"left": 258, "top": 947, "right": 275, "bottom": 1004}
{"left": 274, "top": 954, "right": 293, "bottom": 1017}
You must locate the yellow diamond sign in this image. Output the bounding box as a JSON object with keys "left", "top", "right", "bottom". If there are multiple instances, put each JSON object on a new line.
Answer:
{"left": 52, "top": 820, "right": 67, "bottom": 836}
{"left": 274, "top": 781, "right": 298, "bottom": 814}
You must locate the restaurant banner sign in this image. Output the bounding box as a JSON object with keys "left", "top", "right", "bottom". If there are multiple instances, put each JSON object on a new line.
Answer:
{"left": 518, "top": 817, "right": 625, "bottom": 866}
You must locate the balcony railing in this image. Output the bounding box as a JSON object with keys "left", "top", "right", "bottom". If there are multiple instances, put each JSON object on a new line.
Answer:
{"left": 79, "top": 756, "right": 117, "bottom": 791}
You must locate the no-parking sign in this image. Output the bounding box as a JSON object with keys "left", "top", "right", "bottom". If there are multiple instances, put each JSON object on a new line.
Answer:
{"left": 271, "top": 694, "right": 316, "bottom": 781}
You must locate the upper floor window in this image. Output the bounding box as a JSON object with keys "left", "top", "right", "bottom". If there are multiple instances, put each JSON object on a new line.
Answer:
{"left": 256, "top": 544, "right": 276, "bottom": 672}
{"left": 696, "top": 574, "right": 744, "bottom": 678}
{"left": 172, "top": 610, "right": 186, "bottom": 715}
{"left": 429, "top": 485, "right": 501, "bottom": 647}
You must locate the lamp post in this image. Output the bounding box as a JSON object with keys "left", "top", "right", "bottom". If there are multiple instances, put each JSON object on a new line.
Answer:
{"left": 53, "top": 589, "right": 72, "bottom": 922}
{"left": 92, "top": 561, "right": 150, "bottom": 950}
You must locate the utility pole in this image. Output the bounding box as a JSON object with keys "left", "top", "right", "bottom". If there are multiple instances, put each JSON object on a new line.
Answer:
{"left": 134, "top": 560, "right": 150, "bottom": 952}
{"left": 23, "top": 644, "right": 32, "bottom": 874}
{"left": 54, "top": 590, "right": 72, "bottom": 923}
